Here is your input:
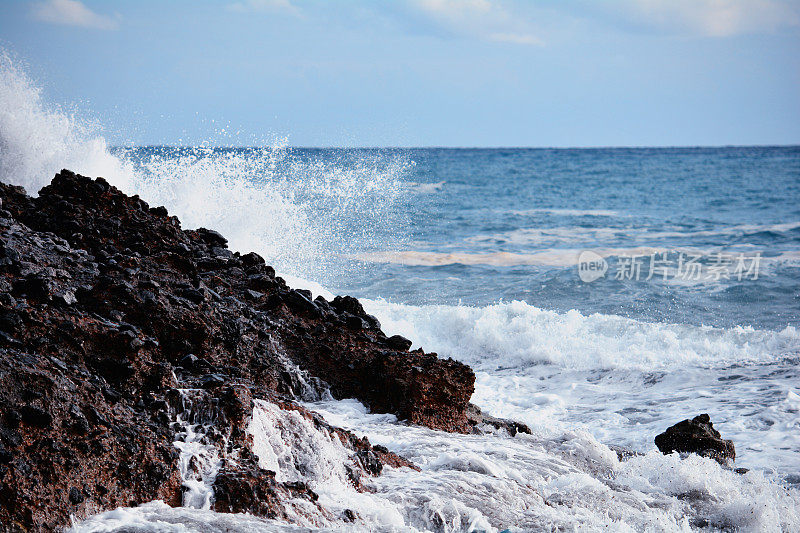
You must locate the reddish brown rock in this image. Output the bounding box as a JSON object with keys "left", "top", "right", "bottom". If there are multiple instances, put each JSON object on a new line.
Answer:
{"left": 212, "top": 451, "right": 324, "bottom": 519}
{"left": 0, "top": 170, "right": 481, "bottom": 530}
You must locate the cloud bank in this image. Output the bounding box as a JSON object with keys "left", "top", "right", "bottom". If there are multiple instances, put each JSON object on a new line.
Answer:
{"left": 407, "top": 0, "right": 544, "bottom": 45}
{"left": 403, "top": 0, "right": 799, "bottom": 43}
{"left": 227, "top": 0, "right": 300, "bottom": 16}
{"left": 610, "top": 0, "right": 800, "bottom": 37}
{"left": 32, "top": 0, "right": 119, "bottom": 30}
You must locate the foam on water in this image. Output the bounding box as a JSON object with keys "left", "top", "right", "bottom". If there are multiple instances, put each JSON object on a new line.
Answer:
{"left": 356, "top": 247, "right": 684, "bottom": 267}
{"left": 0, "top": 52, "right": 134, "bottom": 194}
{"left": 467, "top": 222, "right": 800, "bottom": 247}
{"left": 309, "top": 399, "right": 800, "bottom": 532}
{"left": 362, "top": 299, "right": 800, "bottom": 371}
{"left": 510, "top": 208, "right": 623, "bottom": 217}
{"left": 362, "top": 298, "right": 800, "bottom": 474}
{"left": 72, "top": 397, "right": 800, "bottom": 532}
{"left": 173, "top": 389, "right": 223, "bottom": 509}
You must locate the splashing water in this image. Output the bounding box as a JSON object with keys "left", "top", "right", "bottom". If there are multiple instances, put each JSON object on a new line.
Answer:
{"left": 0, "top": 51, "right": 133, "bottom": 194}
{"left": 172, "top": 389, "right": 222, "bottom": 510}
{"left": 0, "top": 53, "right": 409, "bottom": 283}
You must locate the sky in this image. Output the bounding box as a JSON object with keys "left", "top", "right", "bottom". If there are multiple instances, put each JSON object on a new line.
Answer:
{"left": 1, "top": 0, "right": 799, "bottom": 147}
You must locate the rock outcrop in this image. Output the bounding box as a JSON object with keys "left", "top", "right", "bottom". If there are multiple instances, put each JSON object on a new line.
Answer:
{"left": 654, "top": 414, "right": 735, "bottom": 465}
{"left": 0, "top": 170, "right": 484, "bottom": 530}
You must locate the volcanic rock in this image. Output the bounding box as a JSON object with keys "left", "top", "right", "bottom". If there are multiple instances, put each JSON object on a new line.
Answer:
{"left": 654, "top": 414, "right": 735, "bottom": 464}
{"left": 0, "top": 170, "right": 486, "bottom": 530}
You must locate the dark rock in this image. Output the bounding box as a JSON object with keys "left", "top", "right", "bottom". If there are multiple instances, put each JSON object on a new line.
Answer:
{"left": 355, "top": 449, "right": 383, "bottom": 476}
{"left": 0, "top": 444, "right": 12, "bottom": 464}
{"left": 19, "top": 405, "right": 52, "bottom": 428}
{"left": 345, "top": 314, "right": 368, "bottom": 330}
{"left": 14, "top": 275, "right": 55, "bottom": 300}
{"left": 246, "top": 289, "right": 264, "bottom": 300}
{"left": 363, "top": 314, "right": 381, "bottom": 330}
{"left": 465, "top": 403, "right": 531, "bottom": 437}
{"left": 53, "top": 289, "right": 77, "bottom": 306}
{"left": 180, "top": 288, "right": 205, "bottom": 304}
{"left": 331, "top": 295, "right": 365, "bottom": 316}
{"left": 211, "top": 246, "right": 233, "bottom": 259}
{"left": 240, "top": 252, "right": 265, "bottom": 269}
{"left": 0, "top": 169, "right": 482, "bottom": 529}
{"left": 195, "top": 228, "right": 227, "bottom": 247}
{"left": 180, "top": 354, "right": 199, "bottom": 369}
{"left": 68, "top": 487, "right": 85, "bottom": 504}
{"left": 386, "top": 334, "right": 413, "bottom": 351}
{"left": 655, "top": 414, "right": 735, "bottom": 464}
{"left": 284, "top": 290, "right": 319, "bottom": 315}
{"left": 200, "top": 373, "right": 227, "bottom": 389}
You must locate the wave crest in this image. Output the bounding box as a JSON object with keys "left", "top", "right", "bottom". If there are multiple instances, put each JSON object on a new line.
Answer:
{"left": 363, "top": 298, "right": 800, "bottom": 371}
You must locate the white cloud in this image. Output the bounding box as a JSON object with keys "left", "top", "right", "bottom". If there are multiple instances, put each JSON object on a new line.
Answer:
{"left": 407, "top": 0, "right": 543, "bottom": 45}
{"left": 404, "top": 0, "right": 799, "bottom": 43}
{"left": 228, "top": 0, "right": 300, "bottom": 16}
{"left": 611, "top": 0, "right": 800, "bottom": 37}
{"left": 32, "top": 0, "right": 119, "bottom": 30}
{"left": 413, "top": 0, "right": 493, "bottom": 18}
{"left": 489, "top": 32, "right": 544, "bottom": 46}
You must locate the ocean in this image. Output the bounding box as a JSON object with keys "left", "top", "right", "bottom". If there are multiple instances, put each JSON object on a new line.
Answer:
{"left": 2, "top": 55, "right": 800, "bottom": 531}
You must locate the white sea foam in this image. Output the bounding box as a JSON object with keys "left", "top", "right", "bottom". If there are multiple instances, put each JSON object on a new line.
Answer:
{"left": 362, "top": 299, "right": 800, "bottom": 371}
{"left": 405, "top": 180, "right": 446, "bottom": 193}
{"left": 468, "top": 221, "right": 800, "bottom": 247}
{"left": 0, "top": 52, "right": 135, "bottom": 194}
{"left": 311, "top": 399, "right": 800, "bottom": 532}
{"left": 511, "top": 208, "right": 623, "bottom": 217}
{"left": 172, "top": 389, "right": 222, "bottom": 509}
{"left": 73, "top": 397, "right": 800, "bottom": 532}
{"left": 353, "top": 247, "right": 680, "bottom": 267}
{"left": 361, "top": 298, "right": 800, "bottom": 473}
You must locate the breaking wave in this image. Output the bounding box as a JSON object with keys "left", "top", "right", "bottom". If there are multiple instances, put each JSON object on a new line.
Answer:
{"left": 362, "top": 299, "right": 800, "bottom": 372}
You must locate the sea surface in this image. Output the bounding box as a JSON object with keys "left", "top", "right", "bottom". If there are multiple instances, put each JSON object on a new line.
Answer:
{"left": 2, "top": 54, "right": 800, "bottom": 531}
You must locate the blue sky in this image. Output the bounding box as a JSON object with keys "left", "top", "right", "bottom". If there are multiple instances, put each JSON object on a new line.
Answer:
{"left": 1, "top": 0, "right": 799, "bottom": 147}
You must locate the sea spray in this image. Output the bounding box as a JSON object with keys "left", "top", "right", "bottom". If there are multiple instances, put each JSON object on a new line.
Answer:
{"left": 0, "top": 51, "right": 410, "bottom": 284}
{"left": 0, "top": 51, "right": 134, "bottom": 194}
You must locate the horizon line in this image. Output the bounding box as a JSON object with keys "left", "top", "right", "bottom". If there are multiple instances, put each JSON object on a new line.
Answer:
{"left": 110, "top": 143, "right": 800, "bottom": 150}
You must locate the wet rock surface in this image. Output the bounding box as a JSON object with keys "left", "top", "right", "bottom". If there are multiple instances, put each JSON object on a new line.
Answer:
{"left": 0, "top": 170, "right": 479, "bottom": 530}
{"left": 655, "top": 414, "right": 735, "bottom": 465}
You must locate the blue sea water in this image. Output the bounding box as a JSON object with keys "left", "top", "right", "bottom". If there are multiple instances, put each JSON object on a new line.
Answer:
{"left": 315, "top": 146, "right": 800, "bottom": 330}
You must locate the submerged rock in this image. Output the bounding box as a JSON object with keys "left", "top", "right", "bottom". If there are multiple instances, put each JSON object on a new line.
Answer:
{"left": 654, "top": 413, "right": 735, "bottom": 464}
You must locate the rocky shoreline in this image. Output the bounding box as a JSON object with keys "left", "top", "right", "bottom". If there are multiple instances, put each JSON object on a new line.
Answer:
{"left": 0, "top": 171, "right": 741, "bottom": 531}
{"left": 0, "top": 170, "right": 527, "bottom": 530}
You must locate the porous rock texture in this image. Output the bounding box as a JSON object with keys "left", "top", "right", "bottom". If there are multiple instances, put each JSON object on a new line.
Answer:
{"left": 655, "top": 414, "right": 735, "bottom": 465}
{"left": 0, "top": 170, "right": 507, "bottom": 531}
